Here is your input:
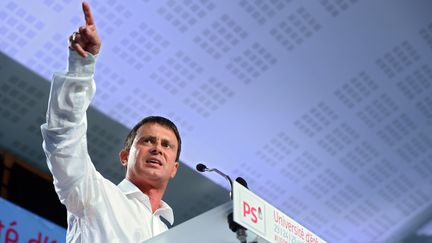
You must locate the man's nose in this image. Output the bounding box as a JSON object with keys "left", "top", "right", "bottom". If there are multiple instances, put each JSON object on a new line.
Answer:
{"left": 150, "top": 143, "right": 162, "bottom": 155}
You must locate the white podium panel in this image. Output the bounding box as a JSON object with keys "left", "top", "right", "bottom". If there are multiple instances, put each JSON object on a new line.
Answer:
{"left": 147, "top": 182, "right": 326, "bottom": 243}
{"left": 233, "top": 181, "right": 326, "bottom": 243}
{"left": 145, "top": 201, "right": 263, "bottom": 243}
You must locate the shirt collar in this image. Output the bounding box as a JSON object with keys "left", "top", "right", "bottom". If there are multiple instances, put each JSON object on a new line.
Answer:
{"left": 117, "top": 179, "right": 174, "bottom": 225}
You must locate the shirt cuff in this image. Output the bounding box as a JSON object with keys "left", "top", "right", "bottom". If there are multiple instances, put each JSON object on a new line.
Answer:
{"left": 67, "top": 50, "right": 97, "bottom": 76}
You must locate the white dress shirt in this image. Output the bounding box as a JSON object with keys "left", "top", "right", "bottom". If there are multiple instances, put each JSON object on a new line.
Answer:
{"left": 41, "top": 51, "right": 173, "bottom": 243}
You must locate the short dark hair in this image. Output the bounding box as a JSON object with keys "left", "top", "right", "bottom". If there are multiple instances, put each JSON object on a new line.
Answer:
{"left": 123, "top": 116, "right": 181, "bottom": 161}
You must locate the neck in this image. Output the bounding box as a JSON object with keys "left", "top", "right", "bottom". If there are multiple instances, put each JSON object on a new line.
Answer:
{"left": 136, "top": 181, "right": 168, "bottom": 213}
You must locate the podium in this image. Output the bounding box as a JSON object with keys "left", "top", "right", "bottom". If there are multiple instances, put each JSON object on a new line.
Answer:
{"left": 146, "top": 201, "right": 262, "bottom": 243}
{"left": 146, "top": 181, "right": 326, "bottom": 243}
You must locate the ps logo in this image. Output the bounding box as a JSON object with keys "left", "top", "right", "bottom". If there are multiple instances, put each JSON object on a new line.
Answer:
{"left": 236, "top": 185, "right": 266, "bottom": 235}
{"left": 243, "top": 201, "right": 263, "bottom": 224}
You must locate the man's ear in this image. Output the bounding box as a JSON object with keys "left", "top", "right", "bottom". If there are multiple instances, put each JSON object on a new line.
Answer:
{"left": 119, "top": 149, "right": 129, "bottom": 167}
{"left": 170, "top": 161, "right": 180, "bottom": 178}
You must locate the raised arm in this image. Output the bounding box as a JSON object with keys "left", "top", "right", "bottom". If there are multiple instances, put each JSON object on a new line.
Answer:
{"left": 41, "top": 2, "right": 101, "bottom": 213}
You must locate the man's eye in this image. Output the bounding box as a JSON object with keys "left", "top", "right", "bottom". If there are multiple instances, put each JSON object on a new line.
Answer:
{"left": 163, "top": 143, "right": 172, "bottom": 148}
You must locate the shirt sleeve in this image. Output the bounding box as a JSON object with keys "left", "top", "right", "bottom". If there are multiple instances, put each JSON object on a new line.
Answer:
{"left": 40, "top": 50, "right": 98, "bottom": 215}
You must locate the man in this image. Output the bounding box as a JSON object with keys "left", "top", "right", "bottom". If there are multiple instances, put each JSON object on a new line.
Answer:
{"left": 41, "top": 2, "right": 180, "bottom": 242}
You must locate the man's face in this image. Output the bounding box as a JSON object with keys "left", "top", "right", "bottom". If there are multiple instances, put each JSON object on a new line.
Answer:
{"left": 122, "top": 123, "right": 179, "bottom": 186}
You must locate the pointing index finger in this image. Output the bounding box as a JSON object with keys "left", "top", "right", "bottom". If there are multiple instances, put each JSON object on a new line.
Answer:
{"left": 82, "top": 1, "right": 95, "bottom": 26}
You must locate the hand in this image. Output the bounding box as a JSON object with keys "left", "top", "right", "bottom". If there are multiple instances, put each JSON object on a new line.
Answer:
{"left": 69, "top": 2, "right": 101, "bottom": 58}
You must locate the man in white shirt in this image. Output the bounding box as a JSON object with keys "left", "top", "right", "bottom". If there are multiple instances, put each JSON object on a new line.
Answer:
{"left": 41, "top": 2, "right": 180, "bottom": 242}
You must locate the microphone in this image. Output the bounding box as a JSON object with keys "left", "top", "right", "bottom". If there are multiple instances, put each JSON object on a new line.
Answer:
{"left": 235, "top": 177, "right": 248, "bottom": 189}
{"left": 196, "top": 163, "right": 207, "bottom": 172}
{"left": 195, "top": 163, "right": 233, "bottom": 198}
{"left": 196, "top": 163, "right": 249, "bottom": 243}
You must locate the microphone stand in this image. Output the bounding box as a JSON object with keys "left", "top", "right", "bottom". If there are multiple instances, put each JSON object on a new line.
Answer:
{"left": 196, "top": 163, "right": 233, "bottom": 198}
{"left": 196, "top": 163, "right": 249, "bottom": 243}
{"left": 228, "top": 212, "right": 247, "bottom": 243}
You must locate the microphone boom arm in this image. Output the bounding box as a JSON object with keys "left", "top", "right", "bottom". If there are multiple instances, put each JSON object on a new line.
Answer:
{"left": 196, "top": 163, "right": 234, "bottom": 198}
{"left": 195, "top": 163, "right": 249, "bottom": 243}
{"left": 207, "top": 168, "right": 233, "bottom": 194}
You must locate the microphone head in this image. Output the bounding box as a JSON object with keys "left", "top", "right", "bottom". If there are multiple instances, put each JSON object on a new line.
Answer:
{"left": 236, "top": 177, "right": 248, "bottom": 189}
{"left": 196, "top": 163, "right": 207, "bottom": 172}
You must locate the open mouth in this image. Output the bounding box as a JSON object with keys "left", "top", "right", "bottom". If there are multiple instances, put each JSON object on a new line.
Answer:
{"left": 146, "top": 158, "right": 162, "bottom": 166}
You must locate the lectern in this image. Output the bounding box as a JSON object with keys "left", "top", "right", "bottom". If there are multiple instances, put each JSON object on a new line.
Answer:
{"left": 146, "top": 181, "right": 326, "bottom": 243}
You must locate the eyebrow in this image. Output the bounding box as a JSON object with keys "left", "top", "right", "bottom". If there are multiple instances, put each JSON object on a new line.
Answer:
{"left": 138, "top": 136, "right": 176, "bottom": 148}
{"left": 138, "top": 135, "right": 156, "bottom": 142}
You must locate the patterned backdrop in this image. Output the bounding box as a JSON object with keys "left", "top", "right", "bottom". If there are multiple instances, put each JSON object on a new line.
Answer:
{"left": 1, "top": 0, "right": 432, "bottom": 242}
